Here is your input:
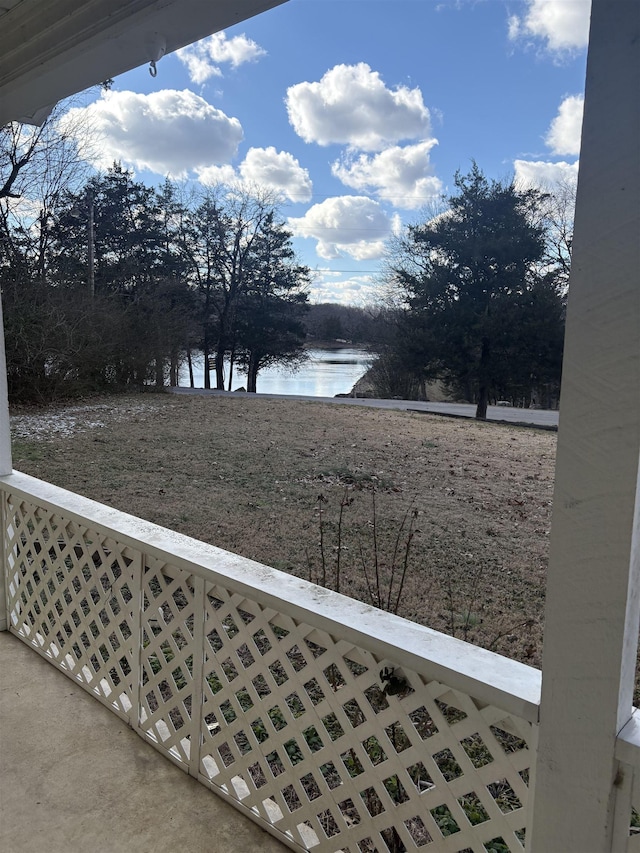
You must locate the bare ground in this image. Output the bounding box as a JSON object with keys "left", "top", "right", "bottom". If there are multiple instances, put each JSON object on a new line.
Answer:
{"left": 10, "top": 391, "right": 556, "bottom": 669}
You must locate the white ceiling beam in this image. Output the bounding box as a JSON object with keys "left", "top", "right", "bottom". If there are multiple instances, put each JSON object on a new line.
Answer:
{"left": 0, "top": 0, "right": 287, "bottom": 125}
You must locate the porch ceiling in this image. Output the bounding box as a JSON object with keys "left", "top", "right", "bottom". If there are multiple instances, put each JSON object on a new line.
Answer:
{"left": 0, "top": 0, "right": 287, "bottom": 126}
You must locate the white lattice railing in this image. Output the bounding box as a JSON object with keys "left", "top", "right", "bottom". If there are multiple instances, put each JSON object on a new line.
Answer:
{"left": 616, "top": 715, "right": 640, "bottom": 851}
{"left": 1, "top": 471, "right": 542, "bottom": 853}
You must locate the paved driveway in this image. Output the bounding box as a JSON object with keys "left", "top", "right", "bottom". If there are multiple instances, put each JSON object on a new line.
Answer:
{"left": 169, "top": 387, "right": 559, "bottom": 429}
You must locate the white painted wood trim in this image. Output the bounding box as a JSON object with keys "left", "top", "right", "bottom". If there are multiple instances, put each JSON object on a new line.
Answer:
{"left": 187, "top": 576, "right": 206, "bottom": 780}
{"left": 129, "top": 548, "right": 143, "bottom": 731}
{"left": 529, "top": 0, "right": 640, "bottom": 849}
{"left": 0, "top": 0, "right": 288, "bottom": 126}
{"left": 0, "top": 297, "right": 12, "bottom": 478}
{"left": 0, "top": 469, "right": 541, "bottom": 721}
{"left": 0, "top": 492, "right": 7, "bottom": 632}
{"left": 616, "top": 712, "right": 640, "bottom": 768}
{"left": 0, "top": 296, "right": 11, "bottom": 631}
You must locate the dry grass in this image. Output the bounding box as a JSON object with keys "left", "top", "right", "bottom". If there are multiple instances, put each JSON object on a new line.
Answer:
{"left": 10, "top": 391, "right": 556, "bottom": 668}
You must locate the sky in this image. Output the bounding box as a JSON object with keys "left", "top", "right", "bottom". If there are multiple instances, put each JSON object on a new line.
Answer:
{"left": 58, "top": 0, "right": 590, "bottom": 305}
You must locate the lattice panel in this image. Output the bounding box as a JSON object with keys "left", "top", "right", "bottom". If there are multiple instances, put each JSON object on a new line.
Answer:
{"left": 196, "top": 584, "right": 533, "bottom": 853}
{"left": 138, "top": 557, "right": 201, "bottom": 767}
{"left": 2, "top": 489, "right": 536, "bottom": 853}
{"left": 626, "top": 767, "right": 640, "bottom": 852}
{"left": 3, "top": 495, "right": 138, "bottom": 719}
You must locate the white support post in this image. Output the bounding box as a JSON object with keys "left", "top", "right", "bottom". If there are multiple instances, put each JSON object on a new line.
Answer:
{"left": 0, "top": 294, "right": 12, "bottom": 631}
{"left": 0, "top": 295, "right": 12, "bottom": 477}
{"left": 0, "top": 494, "right": 7, "bottom": 633}
{"left": 529, "top": 1, "right": 640, "bottom": 851}
{"left": 187, "top": 575, "right": 205, "bottom": 780}
{"left": 129, "top": 549, "right": 143, "bottom": 731}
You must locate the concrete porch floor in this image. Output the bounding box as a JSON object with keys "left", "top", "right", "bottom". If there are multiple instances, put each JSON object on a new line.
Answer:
{"left": 0, "top": 631, "right": 288, "bottom": 853}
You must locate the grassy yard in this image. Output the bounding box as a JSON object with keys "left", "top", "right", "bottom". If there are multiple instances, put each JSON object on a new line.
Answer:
{"left": 10, "top": 391, "right": 557, "bottom": 669}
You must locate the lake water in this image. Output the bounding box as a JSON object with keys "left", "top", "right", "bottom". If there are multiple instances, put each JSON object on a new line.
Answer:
{"left": 179, "top": 347, "right": 372, "bottom": 398}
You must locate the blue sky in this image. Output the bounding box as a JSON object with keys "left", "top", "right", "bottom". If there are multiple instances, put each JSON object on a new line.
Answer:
{"left": 59, "top": 0, "right": 590, "bottom": 304}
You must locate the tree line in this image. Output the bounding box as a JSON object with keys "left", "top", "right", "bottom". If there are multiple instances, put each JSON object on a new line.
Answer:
{"left": 1, "top": 159, "right": 311, "bottom": 401}
{"left": 1, "top": 114, "right": 571, "bottom": 412}
{"left": 305, "top": 302, "right": 381, "bottom": 345}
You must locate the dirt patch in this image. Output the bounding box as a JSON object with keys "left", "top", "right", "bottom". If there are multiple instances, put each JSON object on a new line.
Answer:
{"left": 10, "top": 391, "right": 556, "bottom": 668}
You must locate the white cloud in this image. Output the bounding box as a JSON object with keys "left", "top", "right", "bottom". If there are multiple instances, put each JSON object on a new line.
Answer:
{"left": 514, "top": 158, "right": 579, "bottom": 188}
{"left": 288, "top": 196, "right": 393, "bottom": 260}
{"left": 286, "top": 63, "right": 432, "bottom": 151}
{"left": 513, "top": 93, "right": 582, "bottom": 187}
{"left": 545, "top": 94, "right": 583, "bottom": 156}
{"left": 195, "top": 164, "right": 238, "bottom": 186}
{"left": 241, "top": 147, "right": 312, "bottom": 202}
{"left": 176, "top": 32, "right": 266, "bottom": 84}
{"left": 332, "top": 140, "right": 443, "bottom": 209}
{"left": 509, "top": 0, "right": 591, "bottom": 52}
{"left": 310, "top": 271, "right": 379, "bottom": 305}
{"left": 197, "top": 147, "right": 312, "bottom": 202}
{"left": 59, "top": 90, "right": 243, "bottom": 177}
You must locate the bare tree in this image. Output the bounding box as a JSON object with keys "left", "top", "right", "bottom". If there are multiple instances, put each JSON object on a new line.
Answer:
{"left": 540, "top": 176, "right": 576, "bottom": 294}
{"left": 181, "top": 184, "right": 283, "bottom": 390}
{"left": 1, "top": 101, "right": 93, "bottom": 202}
{"left": 0, "top": 101, "right": 94, "bottom": 282}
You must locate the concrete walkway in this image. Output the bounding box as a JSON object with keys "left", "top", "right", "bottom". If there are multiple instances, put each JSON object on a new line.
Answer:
{"left": 168, "top": 387, "right": 559, "bottom": 430}
{"left": 0, "top": 631, "right": 288, "bottom": 853}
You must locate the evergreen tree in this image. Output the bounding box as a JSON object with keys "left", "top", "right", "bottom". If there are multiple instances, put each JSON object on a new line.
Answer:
{"left": 385, "top": 164, "right": 563, "bottom": 417}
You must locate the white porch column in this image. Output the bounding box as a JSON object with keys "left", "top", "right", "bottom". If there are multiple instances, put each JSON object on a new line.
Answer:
{"left": 529, "top": 1, "right": 640, "bottom": 851}
{"left": 0, "top": 294, "right": 11, "bottom": 632}
{"left": 0, "top": 296, "right": 11, "bottom": 476}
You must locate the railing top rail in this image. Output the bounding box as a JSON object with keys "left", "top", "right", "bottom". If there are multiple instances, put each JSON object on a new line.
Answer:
{"left": 1, "top": 469, "right": 541, "bottom": 721}
{"left": 616, "top": 710, "right": 640, "bottom": 767}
